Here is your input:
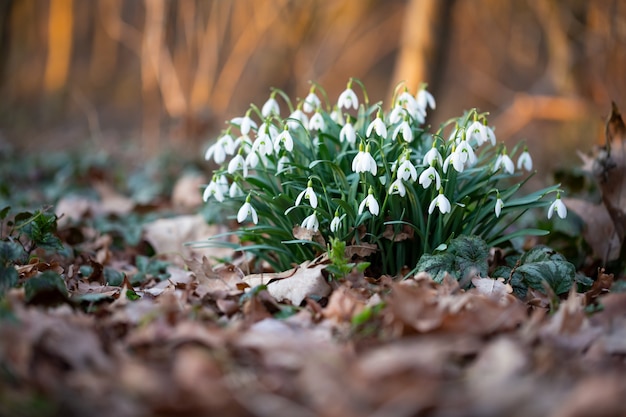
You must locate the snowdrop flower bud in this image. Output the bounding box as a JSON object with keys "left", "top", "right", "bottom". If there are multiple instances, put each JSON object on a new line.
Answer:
{"left": 237, "top": 195, "right": 258, "bottom": 224}
{"left": 517, "top": 146, "right": 533, "bottom": 172}
{"left": 261, "top": 92, "right": 280, "bottom": 118}
{"left": 295, "top": 180, "right": 318, "bottom": 209}
{"left": 547, "top": 193, "right": 567, "bottom": 219}
{"left": 428, "top": 188, "right": 451, "bottom": 215}
{"left": 495, "top": 192, "right": 504, "bottom": 218}
{"left": 483, "top": 120, "right": 496, "bottom": 146}
{"left": 229, "top": 182, "right": 244, "bottom": 198}
{"left": 276, "top": 155, "right": 290, "bottom": 173}
{"left": 301, "top": 211, "right": 320, "bottom": 232}
{"left": 337, "top": 80, "right": 359, "bottom": 110}
{"left": 358, "top": 187, "right": 380, "bottom": 216}
{"left": 309, "top": 110, "right": 325, "bottom": 131}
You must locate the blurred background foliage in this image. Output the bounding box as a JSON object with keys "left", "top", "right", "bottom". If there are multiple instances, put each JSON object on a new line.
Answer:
{"left": 0, "top": 0, "right": 625, "bottom": 179}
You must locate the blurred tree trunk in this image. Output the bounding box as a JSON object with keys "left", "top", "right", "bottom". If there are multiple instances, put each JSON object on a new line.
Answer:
{"left": 0, "top": 0, "right": 14, "bottom": 91}
{"left": 390, "top": 0, "right": 454, "bottom": 97}
{"left": 44, "top": 0, "right": 73, "bottom": 93}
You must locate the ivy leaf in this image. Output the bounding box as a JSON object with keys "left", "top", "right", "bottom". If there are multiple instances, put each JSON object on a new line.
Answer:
{"left": 516, "top": 259, "right": 575, "bottom": 295}
{"left": 415, "top": 252, "right": 456, "bottom": 282}
{"left": 0, "top": 266, "right": 18, "bottom": 295}
{"left": 0, "top": 241, "right": 26, "bottom": 265}
{"left": 449, "top": 235, "right": 489, "bottom": 277}
{"left": 24, "top": 271, "right": 68, "bottom": 306}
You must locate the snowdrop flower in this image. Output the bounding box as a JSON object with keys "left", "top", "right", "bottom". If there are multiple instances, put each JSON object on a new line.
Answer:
{"left": 466, "top": 120, "right": 487, "bottom": 146}
{"left": 294, "top": 180, "right": 318, "bottom": 209}
{"left": 330, "top": 106, "right": 344, "bottom": 124}
{"left": 228, "top": 152, "right": 248, "bottom": 177}
{"left": 330, "top": 211, "right": 342, "bottom": 233}
{"left": 493, "top": 149, "right": 515, "bottom": 174}
{"left": 232, "top": 112, "right": 257, "bottom": 135}
{"left": 251, "top": 135, "right": 273, "bottom": 157}
{"left": 229, "top": 182, "right": 244, "bottom": 198}
{"left": 397, "top": 158, "right": 418, "bottom": 182}
{"left": 204, "top": 131, "right": 236, "bottom": 164}
{"left": 245, "top": 150, "right": 259, "bottom": 169}
{"left": 235, "top": 134, "right": 253, "bottom": 151}
{"left": 301, "top": 211, "right": 320, "bottom": 232}
{"left": 517, "top": 146, "right": 533, "bottom": 172}
{"left": 358, "top": 188, "right": 380, "bottom": 216}
{"left": 303, "top": 88, "right": 321, "bottom": 113}
{"left": 388, "top": 105, "right": 405, "bottom": 125}
{"left": 276, "top": 155, "right": 290, "bottom": 173}
{"left": 416, "top": 86, "right": 436, "bottom": 115}
{"left": 261, "top": 93, "right": 280, "bottom": 118}
{"left": 337, "top": 80, "right": 359, "bottom": 110}
{"left": 309, "top": 110, "right": 326, "bottom": 131}
{"left": 547, "top": 193, "right": 567, "bottom": 219}
{"left": 443, "top": 145, "right": 465, "bottom": 173}
{"left": 237, "top": 196, "right": 258, "bottom": 224}
{"left": 448, "top": 124, "right": 462, "bottom": 142}
{"left": 428, "top": 188, "right": 451, "bottom": 215}
{"left": 397, "top": 90, "right": 418, "bottom": 110}
{"left": 352, "top": 143, "right": 377, "bottom": 175}
{"left": 340, "top": 120, "right": 356, "bottom": 145}
{"left": 202, "top": 175, "right": 228, "bottom": 203}
{"left": 388, "top": 178, "right": 406, "bottom": 197}
{"left": 258, "top": 122, "right": 278, "bottom": 143}
{"left": 274, "top": 125, "right": 294, "bottom": 153}
{"left": 366, "top": 109, "right": 387, "bottom": 138}
{"left": 287, "top": 107, "right": 309, "bottom": 130}
{"left": 483, "top": 123, "right": 496, "bottom": 146}
{"left": 457, "top": 139, "right": 477, "bottom": 166}
{"left": 495, "top": 192, "right": 504, "bottom": 218}
{"left": 392, "top": 117, "right": 413, "bottom": 143}
{"left": 423, "top": 144, "right": 443, "bottom": 167}
{"left": 419, "top": 165, "right": 441, "bottom": 190}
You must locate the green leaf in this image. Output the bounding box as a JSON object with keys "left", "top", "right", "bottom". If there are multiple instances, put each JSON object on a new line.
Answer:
{"left": 516, "top": 259, "right": 575, "bottom": 295}
{"left": 0, "top": 241, "right": 26, "bottom": 265}
{"left": 24, "top": 271, "right": 68, "bottom": 305}
{"left": 0, "top": 266, "right": 18, "bottom": 295}
{"left": 520, "top": 245, "right": 567, "bottom": 264}
{"left": 415, "top": 252, "right": 456, "bottom": 283}
{"left": 449, "top": 235, "right": 488, "bottom": 277}
{"left": 0, "top": 206, "right": 10, "bottom": 221}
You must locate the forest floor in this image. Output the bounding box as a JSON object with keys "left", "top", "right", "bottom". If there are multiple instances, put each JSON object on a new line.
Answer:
{"left": 1, "top": 141, "right": 625, "bottom": 417}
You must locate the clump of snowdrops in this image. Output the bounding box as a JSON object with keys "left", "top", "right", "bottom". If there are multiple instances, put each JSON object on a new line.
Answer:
{"left": 200, "top": 79, "right": 566, "bottom": 275}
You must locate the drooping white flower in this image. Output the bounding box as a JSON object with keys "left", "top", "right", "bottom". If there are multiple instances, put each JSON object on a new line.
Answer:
{"left": 229, "top": 182, "right": 244, "bottom": 198}
{"left": 303, "top": 90, "right": 321, "bottom": 113}
{"left": 251, "top": 135, "right": 273, "bottom": 157}
{"left": 416, "top": 87, "right": 436, "bottom": 114}
{"left": 392, "top": 119, "right": 413, "bottom": 143}
{"left": 258, "top": 122, "right": 279, "bottom": 143}
{"left": 358, "top": 189, "right": 380, "bottom": 216}
{"left": 397, "top": 90, "right": 418, "bottom": 111}
{"left": 235, "top": 134, "right": 253, "bottom": 151}
{"left": 204, "top": 132, "right": 236, "bottom": 164}
{"left": 397, "top": 159, "right": 418, "bottom": 182}
{"left": 337, "top": 84, "right": 358, "bottom": 110}
{"left": 202, "top": 178, "right": 225, "bottom": 203}
{"left": 245, "top": 150, "right": 259, "bottom": 168}
{"left": 228, "top": 153, "right": 248, "bottom": 177}
{"left": 457, "top": 139, "right": 477, "bottom": 166}
{"left": 493, "top": 150, "right": 515, "bottom": 174}
{"left": 495, "top": 194, "right": 504, "bottom": 218}
{"left": 548, "top": 194, "right": 567, "bottom": 219}
{"left": 517, "top": 147, "right": 533, "bottom": 172}
{"left": 261, "top": 95, "right": 280, "bottom": 117}
{"left": 301, "top": 211, "right": 320, "bottom": 232}
{"left": 295, "top": 180, "right": 318, "bottom": 209}
{"left": 232, "top": 113, "right": 257, "bottom": 135}
{"left": 276, "top": 155, "right": 290, "bottom": 173}
{"left": 423, "top": 145, "right": 443, "bottom": 167}
{"left": 274, "top": 126, "right": 294, "bottom": 153}
{"left": 388, "top": 178, "right": 406, "bottom": 197}
{"left": 287, "top": 108, "right": 309, "bottom": 130}
{"left": 366, "top": 110, "right": 387, "bottom": 139}
{"left": 448, "top": 125, "right": 462, "bottom": 142}
{"left": 418, "top": 165, "right": 441, "bottom": 190}
{"left": 483, "top": 124, "right": 496, "bottom": 146}
{"left": 340, "top": 121, "right": 356, "bottom": 145}
{"left": 389, "top": 105, "right": 405, "bottom": 125}
{"left": 352, "top": 143, "right": 377, "bottom": 175}
{"left": 330, "top": 107, "right": 344, "bottom": 124}
{"left": 465, "top": 120, "right": 487, "bottom": 146}
{"left": 428, "top": 189, "right": 451, "bottom": 214}
{"left": 237, "top": 197, "right": 258, "bottom": 224}
{"left": 443, "top": 145, "right": 465, "bottom": 173}
{"left": 330, "top": 212, "right": 342, "bottom": 233}
{"left": 309, "top": 111, "right": 325, "bottom": 131}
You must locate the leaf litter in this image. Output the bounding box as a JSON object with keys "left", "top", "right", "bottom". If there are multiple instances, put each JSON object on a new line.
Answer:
{"left": 3, "top": 121, "right": 626, "bottom": 416}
